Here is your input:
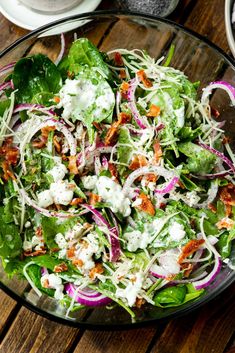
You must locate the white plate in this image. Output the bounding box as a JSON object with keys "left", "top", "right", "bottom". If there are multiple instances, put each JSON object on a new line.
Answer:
{"left": 225, "top": 0, "right": 235, "bottom": 58}
{"left": 0, "top": 0, "right": 101, "bottom": 31}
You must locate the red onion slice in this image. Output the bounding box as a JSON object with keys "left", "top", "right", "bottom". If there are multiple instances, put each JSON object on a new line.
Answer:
{"left": 192, "top": 169, "right": 232, "bottom": 180}
{"left": 65, "top": 283, "right": 112, "bottom": 306}
{"left": 127, "top": 78, "right": 147, "bottom": 129}
{"left": 198, "top": 141, "right": 235, "bottom": 173}
{"left": 193, "top": 256, "right": 222, "bottom": 290}
{"left": 154, "top": 176, "right": 179, "bottom": 195}
{"left": 201, "top": 81, "right": 235, "bottom": 106}
{"left": 13, "top": 103, "right": 56, "bottom": 116}
{"left": 123, "top": 166, "right": 175, "bottom": 196}
{"left": 82, "top": 204, "right": 121, "bottom": 262}
{"left": 0, "top": 62, "right": 16, "bottom": 77}
{"left": 0, "top": 80, "right": 13, "bottom": 95}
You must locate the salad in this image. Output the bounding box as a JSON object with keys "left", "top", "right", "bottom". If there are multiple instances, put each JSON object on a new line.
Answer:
{"left": 0, "top": 36, "right": 235, "bottom": 319}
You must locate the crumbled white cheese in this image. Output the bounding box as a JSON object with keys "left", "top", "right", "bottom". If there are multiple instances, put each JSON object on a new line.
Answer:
{"left": 81, "top": 175, "right": 98, "bottom": 190}
{"left": 115, "top": 272, "right": 144, "bottom": 307}
{"left": 48, "top": 163, "right": 67, "bottom": 182}
{"left": 41, "top": 273, "right": 64, "bottom": 300}
{"left": 55, "top": 233, "right": 67, "bottom": 249}
{"left": 124, "top": 230, "right": 151, "bottom": 252}
{"left": 96, "top": 176, "right": 131, "bottom": 217}
{"left": 37, "top": 190, "right": 54, "bottom": 208}
{"left": 65, "top": 224, "right": 86, "bottom": 240}
{"left": 50, "top": 180, "right": 74, "bottom": 205}
{"left": 23, "top": 235, "right": 44, "bottom": 251}
{"left": 75, "top": 233, "right": 100, "bottom": 272}
{"left": 168, "top": 221, "right": 186, "bottom": 242}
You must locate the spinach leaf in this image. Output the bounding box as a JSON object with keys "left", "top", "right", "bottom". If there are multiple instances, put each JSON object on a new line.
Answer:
{"left": 27, "top": 264, "right": 55, "bottom": 296}
{"left": 68, "top": 38, "right": 111, "bottom": 78}
{"left": 117, "top": 127, "right": 133, "bottom": 165}
{"left": 153, "top": 284, "right": 204, "bottom": 308}
{"left": 12, "top": 54, "right": 62, "bottom": 103}
{"left": 0, "top": 99, "right": 10, "bottom": 117}
{"left": 0, "top": 207, "right": 22, "bottom": 258}
{"left": 41, "top": 216, "right": 82, "bottom": 249}
{"left": 217, "top": 228, "right": 235, "bottom": 259}
{"left": 178, "top": 142, "right": 216, "bottom": 173}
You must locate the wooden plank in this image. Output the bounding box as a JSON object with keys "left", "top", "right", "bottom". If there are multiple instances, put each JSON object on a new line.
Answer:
{"left": 0, "top": 306, "right": 80, "bottom": 353}
{"left": 0, "top": 290, "right": 19, "bottom": 337}
{"left": 73, "top": 327, "right": 157, "bottom": 353}
{"left": 183, "top": 0, "right": 230, "bottom": 54}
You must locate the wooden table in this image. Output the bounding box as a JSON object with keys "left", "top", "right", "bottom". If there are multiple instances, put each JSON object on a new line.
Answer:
{"left": 0, "top": 0, "right": 235, "bottom": 352}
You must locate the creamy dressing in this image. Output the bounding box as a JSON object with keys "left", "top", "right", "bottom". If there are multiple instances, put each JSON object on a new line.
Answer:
{"left": 41, "top": 273, "right": 64, "bottom": 300}
{"left": 58, "top": 75, "right": 115, "bottom": 121}
{"left": 115, "top": 272, "right": 144, "bottom": 307}
{"left": 96, "top": 176, "right": 131, "bottom": 217}
{"left": 48, "top": 163, "right": 68, "bottom": 182}
{"left": 168, "top": 221, "right": 186, "bottom": 242}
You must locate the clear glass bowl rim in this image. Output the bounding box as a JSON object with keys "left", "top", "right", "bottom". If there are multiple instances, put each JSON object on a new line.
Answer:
{"left": 0, "top": 9, "right": 235, "bottom": 330}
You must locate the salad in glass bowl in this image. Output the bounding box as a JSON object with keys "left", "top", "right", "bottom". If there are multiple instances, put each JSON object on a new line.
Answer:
{"left": 0, "top": 35, "right": 235, "bottom": 320}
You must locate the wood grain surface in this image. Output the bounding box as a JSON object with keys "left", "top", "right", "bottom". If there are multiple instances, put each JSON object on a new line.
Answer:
{"left": 0, "top": 0, "right": 235, "bottom": 353}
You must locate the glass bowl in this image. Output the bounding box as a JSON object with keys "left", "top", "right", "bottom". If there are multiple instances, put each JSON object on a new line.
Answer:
{"left": 0, "top": 11, "right": 235, "bottom": 330}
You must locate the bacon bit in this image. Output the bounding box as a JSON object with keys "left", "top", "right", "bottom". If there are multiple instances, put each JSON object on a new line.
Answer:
{"left": 62, "top": 154, "right": 68, "bottom": 161}
{"left": 108, "top": 162, "right": 119, "bottom": 182}
{"left": 105, "top": 112, "right": 132, "bottom": 146}
{"left": 159, "top": 202, "right": 166, "bottom": 210}
{"left": 119, "top": 69, "right": 126, "bottom": 79}
{"left": 145, "top": 173, "right": 157, "bottom": 183}
{"left": 118, "top": 112, "right": 132, "bottom": 124}
{"left": 67, "top": 71, "right": 75, "bottom": 79}
{"left": 92, "top": 122, "right": 102, "bottom": 131}
{"left": 114, "top": 52, "right": 123, "bottom": 66}
{"left": 0, "top": 138, "right": 18, "bottom": 165}
{"left": 222, "top": 136, "right": 232, "bottom": 144}
{"left": 24, "top": 249, "right": 47, "bottom": 257}
{"left": 135, "top": 192, "right": 155, "bottom": 216}
{"left": 68, "top": 155, "right": 79, "bottom": 175}
{"left": 147, "top": 104, "right": 161, "bottom": 118}
{"left": 177, "top": 180, "right": 185, "bottom": 189}
{"left": 89, "top": 263, "right": 104, "bottom": 280}
{"left": 153, "top": 140, "right": 163, "bottom": 162}
{"left": 137, "top": 70, "right": 153, "bottom": 88}
{"left": 1, "top": 161, "right": 16, "bottom": 181}
{"left": 0, "top": 139, "right": 19, "bottom": 180}
{"left": 54, "top": 263, "right": 68, "bottom": 273}
{"left": 89, "top": 193, "right": 101, "bottom": 206}
{"left": 50, "top": 247, "right": 60, "bottom": 253}
{"left": 219, "top": 184, "right": 235, "bottom": 206}
{"left": 35, "top": 226, "right": 43, "bottom": 238}
{"left": 129, "top": 155, "right": 148, "bottom": 170}
{"left": 41, "top": 278, "right": 49, "bottom": 288}
{"left": 120, "top": 81, "right": 129, "bottom": 99}
{"left": 210, "top": 106, "right": 220, "bottom": 118}
{"left": 67, "top": 247, "right": 75, "bottom": 258}
{"left": 135, "top": 298, "right": 146, "bottom": 308}
{"left": 53, "top": 135, "right": 61, "bottom": 153}
{"left": 53, "top": 96, "right": 60, "bottom": 104}
{"left": 208, "top": 203, "right": 217, "bottom": 213}
{"left": 70, "top": 197, "right": 84, "bottom": 206}
{"left": 178, "top": 239, "right": 205, "bottom": 264}
{"left": 216, "top": 217, "right": 234, "bottom": 230}
{"left": 105, "top": 121, "right": 120, "bottom": 146}
{"left": 72, "top": 259, "right": 84, "bottom": 267}
{"left": 32, "top": 126, "right": 55, "bottom": 149}
{"left": 180, "top": 263, "right": 193, "bottom": 277}
{"left": 120, "top": 81, "right": 129, "bottom": 92}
